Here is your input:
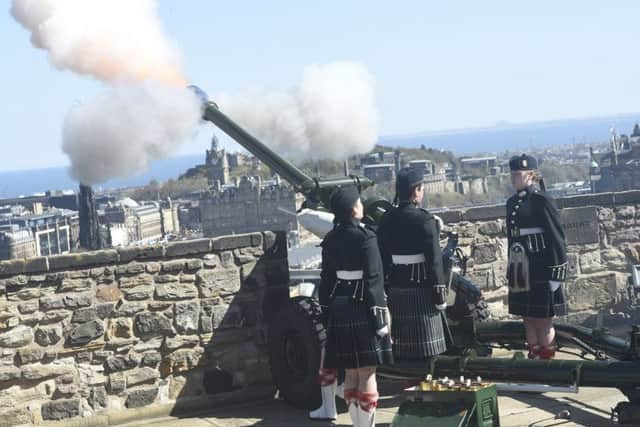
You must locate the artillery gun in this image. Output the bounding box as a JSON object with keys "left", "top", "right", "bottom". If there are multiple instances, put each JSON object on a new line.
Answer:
{"left": 189, "top": 85, "right": 640, "bottom": 424}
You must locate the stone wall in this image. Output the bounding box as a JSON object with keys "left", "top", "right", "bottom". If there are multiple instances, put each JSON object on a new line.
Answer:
{"left": 439, "top": 190, "right": 640, "bottom": 328}
{"left": 0, "top": 231, "right": 289, "bottom": 426}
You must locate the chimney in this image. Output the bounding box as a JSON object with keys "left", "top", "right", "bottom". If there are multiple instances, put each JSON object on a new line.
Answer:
{"left": 79, "top": 185, "right": 101, "bottom": 250}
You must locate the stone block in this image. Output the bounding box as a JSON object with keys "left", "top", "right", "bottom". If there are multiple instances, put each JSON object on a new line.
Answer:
{"left": 463, "top": 205, "right": 505, "bottom": 222}
{"left": 0, "top": 366, "right": 21, "bottom": 381}
{"left": 0, "top": 258, "right": 46, "bottom": 278}
{"left": 118, "top": 245, "right": 164, "bottom": 263}
{"left": 41, "top": 399, "right": 80, "bottom": 421}
{"left": 562, "top": 192, "right": 615, "bottom": 208}
{"left": 478, "top": 220, "right": 504, "bottom": 236}
{"left": 566, "top": 252, "right": 579, "bottom": 278}
{"left": 141, "top": 351, "right": 162, "bottom": 368}
{"left": 125, "top": 387, "right": 158, "bottom": 408}
{"left": 163, "top": 335, "right": 199, "bottom": 352}
{"left": 15, "top": 288, "right": 40, "bottom": 300}
{"left": 95, "top": 286, "right": 123, "bottom": 303}
{"left": 601, "top": 248, "right": 628, "bottom": 271}
{"left": 39, "top": 295, "right": 65, "bottom": 311}
{"left": 116, "top": 262, "right": 146, "bottom": 276}
{"left": 175, "top": 301, "right": 199, "bottom": 334}
{"left": 202, "top": 254, "right": 220, "bottom": 268}
{"left": 72, "top": 307, "right": 98, "bottom": 323}
{"left": 566, "top": 273, "right": 618, "bottom": 311}
{"left": 162, "top": 260, "right": 186, "bottom": 273}
{"left": 109, "top": 372, "right": 126, "bottom": 393}
{"left": 96, "top": 302, "right": 116, "bottom": 319}
{"left": 41, "top": 310, "right": 71, "bottom": 324}
{"left": 579, "top": 250, "right": 605, "bottom": 274}
{"left": 146, "top": 262, "right": 161, "bottom": 273}
{"left": 0, "top": 408, "right": 31, "bottom": 426}
{"left": 18, "top": 301, "right": 38, "bottom": 314}
{"left": 196, "top": 268, "right": 240, "bottom": 297}
{"left": 105, "top": 354, "right": 140, "bottom": 372}
{"left": 438, "top": 210, "right": 463, "bottom": 224}
{"left": 0, "top": 325, "right": 33, "bottom": 347}
{"left": 48, "top": 250, "right": 118, "bottom": 271}
{"left": 16, "top": 347, "right": 44, "bottom": 365}
{"left": 212, "top": 234, "right": 253, "bottom": 251}
{"left": 114, "top": 301, "right": 146, "bottom": 317}
{"left": 121, "top": 285, "right": 154, "bottom": 301}
{"left": 185, "top": 259, "right": 203, "bottom": 271}
{"left": 471, "top": 243, "right": 499, "bottom": 265}
{"left": 155, "top": 283, "right": 198, "bottom": 300}
{"left": 155, "top": 274, "right": 179, "bottom": 283}
{"left": 22, "top": 363, "right": 74, "bottom": 380}
{"left": 67, "top": 320, "right": 105, "bottom": 346}
{"left": 89, "top": 386, "right": 107, "bottom": 409}
{"left": 106, "top": 318, "right": 134, "bottom": 340}
{"left": 58, "top": 278, "right": 94, "bottom": 293}
{"left": 62, "top": 292, "right": 93, "bottom": 308}
{"left": 165, "top": 239, "right": 211, "bottom": 257}
{"left": 125, "top": 367, "right": 159, "bottom": 387}
{"left": 135, "top": 312, "right": 174, "bottom": 337}
{"left": 614, "top": 190, "right": 640, "bottom": 206}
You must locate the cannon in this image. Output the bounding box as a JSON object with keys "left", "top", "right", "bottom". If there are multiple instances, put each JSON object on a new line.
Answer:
{"left": 189, "top": 85, "right": 640, "bottom": 424}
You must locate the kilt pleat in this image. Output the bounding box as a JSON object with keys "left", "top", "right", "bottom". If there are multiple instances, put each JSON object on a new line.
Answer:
{"left": 509, "top": 281, "right": 568, "bottom": 318}
{"left": 324, "top": 296, "right": 393, "bottom": 369}
{"left": 388, "top": 286, "right": 447, "bottom": 360}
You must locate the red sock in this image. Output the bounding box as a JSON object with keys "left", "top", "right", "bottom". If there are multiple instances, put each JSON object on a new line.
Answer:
{"left": 318, "top": 368, "right": 337, "bottom": 386}
{"left": 358, "top": 391, "right": 379, "bottom": 412}
{"left": 344, "top": 388, "right": 359, "bottom": 405}
{"left": 538, "top": 345, "right": 556, "bottom": 360}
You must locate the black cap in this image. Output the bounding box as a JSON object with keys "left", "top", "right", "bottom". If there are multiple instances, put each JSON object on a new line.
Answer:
{"left": 509, "top": 154, "right": 538, "bottom": 171}
{"left": 329, "top": 186, "right": 360, "bottom": 221}
{"left": 396, "top": 167, "right": 424, "bottom": 200}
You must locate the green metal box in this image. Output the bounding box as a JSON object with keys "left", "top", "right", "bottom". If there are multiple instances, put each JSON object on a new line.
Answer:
{"left": 391, "top": 383, "right": 500, "bottom": 427}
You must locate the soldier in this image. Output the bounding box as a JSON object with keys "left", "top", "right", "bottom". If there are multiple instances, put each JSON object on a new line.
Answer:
{"left": 377, "top": 167, "right": 448, "bottom": 361}
{"left": 318, "top": 186, "right": 393, "bottom": 427}
{"left": 507, "top": 154, "right": 568, "bottom": 360}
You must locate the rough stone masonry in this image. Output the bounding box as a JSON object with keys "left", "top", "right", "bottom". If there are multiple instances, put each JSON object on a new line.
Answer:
{"left": 0, "top": 231, "right": 288, "bottom": 426}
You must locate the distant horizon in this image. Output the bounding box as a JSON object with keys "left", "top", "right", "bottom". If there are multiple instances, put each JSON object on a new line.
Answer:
{"left": 3, "top": 109, "right": 635, "bottom": 175}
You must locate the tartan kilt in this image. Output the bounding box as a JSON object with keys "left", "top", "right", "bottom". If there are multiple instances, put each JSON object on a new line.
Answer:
{"left": 509, "top": 281, "right": 569, "bottom": 318}
{"left": 388, "top": 286, "right": 447, "bottom": 360}
{"left": 324, "top": 296, "right": 393, "bottom": 369}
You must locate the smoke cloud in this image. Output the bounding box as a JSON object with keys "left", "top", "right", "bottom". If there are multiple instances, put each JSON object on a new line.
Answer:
{"left": 62, "top": 83, "right": 201, "bottom": 186}
{"left": 10, "top": 0, "right": 185, "bottom": 85}
{"left": 218, "top": 61, "right": 379, "bottom": 160}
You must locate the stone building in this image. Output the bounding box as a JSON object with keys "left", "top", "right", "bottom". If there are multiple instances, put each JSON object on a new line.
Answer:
{"left": 0, "top": 227, "right": 37, "bottom": 260}
{"left": 0, "top": 210, "right": 76, "bottom": 257}
{"left": 591, "top": 123, "right": 640, "bottom": 193}
{"left": 102, "top": 199, "right": 176, "bottom": 245}
{"left": 206, "top": 134, "right": 230, "bottom": 186}
{"left": 362, "top": 164, "right": 395, "bottom": 184}
{"left": 200, "top": 176, "right": 298, "bottom": 238}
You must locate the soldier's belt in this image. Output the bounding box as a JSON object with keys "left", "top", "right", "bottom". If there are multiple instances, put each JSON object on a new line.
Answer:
{"left": 392, "top": 254, "right": 426, "bottom": 265}
{"left": 510, "top": 227, "right": 544, "bottom": 238}
{"left": 336, "top": 270, "right": 364, "bottom": 280}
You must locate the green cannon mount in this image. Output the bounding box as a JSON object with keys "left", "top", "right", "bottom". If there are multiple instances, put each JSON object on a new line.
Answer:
{"left": 189, "top": 85, "right": 640, "bottom": 424}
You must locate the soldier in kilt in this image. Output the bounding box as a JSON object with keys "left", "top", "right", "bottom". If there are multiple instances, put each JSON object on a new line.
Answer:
{"left": 507, "top": 154, "right": 569, "bottom": 360}
{"left": 377, "top": 168, "right": 448, "bottom": 361}
{"left": 319, "top": 186, "right": 393, "bottom": 427}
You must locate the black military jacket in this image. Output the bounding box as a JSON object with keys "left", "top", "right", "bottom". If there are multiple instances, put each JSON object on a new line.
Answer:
{"left": 377, "top": 202, "right": 446, "bottom": 287}
{"left": 319, "top": 219, "right": 388, "bottom": 329}
{"left": 506, "top": 186, "right": 567, "bottom": 282}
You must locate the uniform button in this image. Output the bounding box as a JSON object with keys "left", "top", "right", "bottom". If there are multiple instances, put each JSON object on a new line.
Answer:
{"left": 512, "top": 212, "right": 516, "bottom": 216}
{"left": 511, "top": 220, "right": 515, "bottom": 224}
{"left": 515, "top": 205, "right": 520, "bottom": 209}
{"left": 518, "top": 199, "right": 523, "bottom": 203}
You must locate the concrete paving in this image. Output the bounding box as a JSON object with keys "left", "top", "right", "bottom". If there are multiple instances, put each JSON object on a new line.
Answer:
{"left": 121, "top": 382, "right": 625, "bottom": 427}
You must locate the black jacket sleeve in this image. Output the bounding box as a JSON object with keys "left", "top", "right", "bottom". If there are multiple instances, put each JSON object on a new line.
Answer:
{"left": 362, "top": 232, "right": 389, "bottom": 330}
{"left": 423, "top": 215, "right": 446, "bottom": 287}
{"left": 538, "top": 194, "right": 568, "bottom": 281}
{"left": 319, "top": 239, "right": 337, "bottom": 312}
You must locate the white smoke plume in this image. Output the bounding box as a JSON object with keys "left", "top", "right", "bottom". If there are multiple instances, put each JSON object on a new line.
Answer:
{"left": 10, "top": 0, "right": 185, "bottom": 85}
{"left": 218, "top": 61, "right": 379, "bottom": 160}
{"left": 62, "top": 83, "right": 201, "bottom": 185}
{"left": 11, "top": 0, "right": 201, "bottom": 185}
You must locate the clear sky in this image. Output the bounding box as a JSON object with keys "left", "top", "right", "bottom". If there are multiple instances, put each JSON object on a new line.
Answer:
{"left": 2, "top": 0, "right": 640, "bottom": 171}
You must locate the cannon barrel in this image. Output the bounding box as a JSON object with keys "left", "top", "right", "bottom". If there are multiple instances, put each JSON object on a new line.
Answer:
{"left": 191, "top": 85, "right": 373, "bottom": 208}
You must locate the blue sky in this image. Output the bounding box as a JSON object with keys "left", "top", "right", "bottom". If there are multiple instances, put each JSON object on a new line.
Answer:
{"left": 2, "top": 1, "right": 640, "bottom": 171}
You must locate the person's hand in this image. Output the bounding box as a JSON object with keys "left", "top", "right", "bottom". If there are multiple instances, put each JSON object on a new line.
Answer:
{"left": 435, "top": 302, "right": 447, "bottom": 311}
{"left": 376, "top": 326, "right": 389, "bottom": 337}
{"left": 549, "top": 281, "right": 562, "bottom": 292}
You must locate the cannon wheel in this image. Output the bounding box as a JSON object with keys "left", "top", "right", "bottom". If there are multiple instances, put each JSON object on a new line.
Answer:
{"left": 268, "top": 296, "right": 325, "bottom": 410}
